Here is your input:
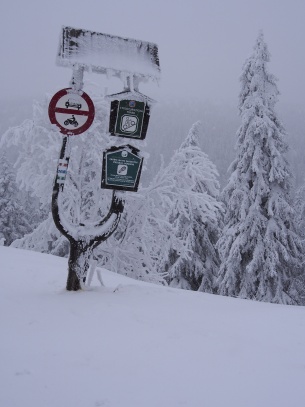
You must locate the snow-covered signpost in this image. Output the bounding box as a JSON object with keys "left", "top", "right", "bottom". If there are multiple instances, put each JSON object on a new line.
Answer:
{"left": 49, "top": 26, "right": 160, "bottom": 290}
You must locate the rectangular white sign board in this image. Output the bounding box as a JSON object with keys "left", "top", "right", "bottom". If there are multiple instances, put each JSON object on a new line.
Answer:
{"left": 57, "top": 26, "right": 160, "bottom": 81}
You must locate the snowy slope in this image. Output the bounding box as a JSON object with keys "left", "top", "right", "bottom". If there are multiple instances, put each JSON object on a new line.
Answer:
{"left": 1, "top": 246, "right": 305, "bottom": 407}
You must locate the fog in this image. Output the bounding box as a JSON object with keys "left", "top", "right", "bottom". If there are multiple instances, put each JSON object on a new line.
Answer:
{"left": 1, "top": 0, "right": 305, "bottom": 187}
{"left": 1, "top": 0, "right": 305, "bottom": 103}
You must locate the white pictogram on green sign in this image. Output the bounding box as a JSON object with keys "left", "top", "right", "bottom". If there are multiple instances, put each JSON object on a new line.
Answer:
{"left": 114, "top": 100, "right": 145, "bottom": 138}
{"left": 117, "top": 165, "right": 128, "bottom": 175}
{"left": 121, "top": 115, "right": 138, "bottom": 133}
{"left": 103, "top": 148, "right": 142, "bottom": 190}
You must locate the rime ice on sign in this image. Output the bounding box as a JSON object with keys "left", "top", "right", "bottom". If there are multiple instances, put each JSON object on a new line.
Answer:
{"left": 109, "top": 99, "right": 150, "bottom": 139}
{"left": 108, "top": 90, "right": 155, "bottom": 140}
{"left": 57, "top": 27, "right": 160, "bottom": 82}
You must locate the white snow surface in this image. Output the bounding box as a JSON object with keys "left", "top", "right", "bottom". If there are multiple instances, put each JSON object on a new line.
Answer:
{"left": 1, "top": 246, "right": 305, "bottom": 407}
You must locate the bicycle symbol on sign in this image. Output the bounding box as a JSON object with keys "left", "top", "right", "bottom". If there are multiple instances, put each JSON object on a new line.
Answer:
{"left": 121, "top": 115, "right": 138, "bottom": 133}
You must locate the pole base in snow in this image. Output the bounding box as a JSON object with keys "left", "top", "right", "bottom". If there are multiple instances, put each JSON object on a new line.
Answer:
{"left": 66, "top": 270, "right": 81, "bottom": 291}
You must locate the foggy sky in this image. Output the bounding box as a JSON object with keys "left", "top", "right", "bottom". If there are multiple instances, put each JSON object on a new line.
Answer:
{"left": 1, "top": 0, "right": 305, "bottom": 107}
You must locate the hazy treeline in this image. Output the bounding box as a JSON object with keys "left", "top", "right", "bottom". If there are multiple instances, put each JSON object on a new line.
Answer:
{"left": 1, "top": 96, "right": 304, "bottom": 189}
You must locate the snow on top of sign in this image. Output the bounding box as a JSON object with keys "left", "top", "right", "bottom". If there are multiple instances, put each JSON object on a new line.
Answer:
{"left": 57, "top": 27, "right": 160, "bottom": 81}
{"left": 106, "top": 90, "right": 156, "bottom": 104}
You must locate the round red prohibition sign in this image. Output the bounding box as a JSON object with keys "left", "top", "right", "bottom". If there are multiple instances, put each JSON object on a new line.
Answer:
{"left": 48, "top": 88, "right": 95, "bottom": 136}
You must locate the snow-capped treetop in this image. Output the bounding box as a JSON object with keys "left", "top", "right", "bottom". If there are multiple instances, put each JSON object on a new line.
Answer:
{"left": 239, "top": 31, "right": 278, "bottom": 112}
{"left": 164, "top": 121, "right": 220, "bottom": 201}
{"left": 0, "top": 153, "right": 32, "bottom": 245}
{"left": 156, "top": 121, "right": 223, "bottom": 292}
{"left": 179, "top": 120, "right": 200, "bottom": 150}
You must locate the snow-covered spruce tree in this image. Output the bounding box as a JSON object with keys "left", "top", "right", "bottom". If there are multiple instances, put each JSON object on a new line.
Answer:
{"left": 11, "top": 212, "right": 69, "bottom": 256}
{"left": 158, "top": 121, "right": 222, "bottom": 292}
{"left": 0, "top": 97, "right": 60, "bottom": 210}
{"left": 0, "top": 153, "right": 32, "bottom": 245}
{"left": 293, "top": 184, "right": 305, "bottom": 304}
{"left": 96, "top": 195, "right": 164, "bottom": 284}
{"left": 295, "top": 183, "right": 305, "bottom": 240}
{"left": 217, "top": 32, "right": 303, "bottom": 305}
{"left": 0, "top": 96, "right": 63, "bottom": 253}
{"left": 97, "top": 172, "right": 182, "bottom": 285}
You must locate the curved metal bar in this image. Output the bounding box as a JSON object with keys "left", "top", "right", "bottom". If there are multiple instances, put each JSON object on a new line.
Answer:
{"left": 52, "top": 137, "right": 125, "bottom": 290}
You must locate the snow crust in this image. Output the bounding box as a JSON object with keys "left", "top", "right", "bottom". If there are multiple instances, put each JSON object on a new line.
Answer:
{"left": 57, "top": 27, "right": 160, "bottom": 81}
{"left": 1, "top": 246, "right": 305, "bottom": 407}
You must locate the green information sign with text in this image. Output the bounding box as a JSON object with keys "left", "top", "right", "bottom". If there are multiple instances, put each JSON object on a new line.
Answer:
{"left": 109, "top": 99, "right": 150, "bottom": 140}
{"left": 101, "top": 146, "right": 143, "bottom": 192}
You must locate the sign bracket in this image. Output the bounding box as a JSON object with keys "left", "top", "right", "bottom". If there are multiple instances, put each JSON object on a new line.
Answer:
{"left": 70, "top": 65, "right": 84, "bottom": 91}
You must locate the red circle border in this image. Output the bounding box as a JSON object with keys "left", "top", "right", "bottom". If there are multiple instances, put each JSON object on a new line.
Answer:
{"left": 48, "top": 88, "right": 95, "bottom": 136}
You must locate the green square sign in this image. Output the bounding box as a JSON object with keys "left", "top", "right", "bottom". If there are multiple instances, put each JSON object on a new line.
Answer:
{"left": 115, "top": 100, "right": 145, "bottom": 138}
{"left": 109, "top": 99, "right": 150, "bottom": 140}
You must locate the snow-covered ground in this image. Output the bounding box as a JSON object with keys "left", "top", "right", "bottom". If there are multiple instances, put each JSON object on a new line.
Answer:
{"left": 1, "top": 246, "right": 305, "bottom": 407}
